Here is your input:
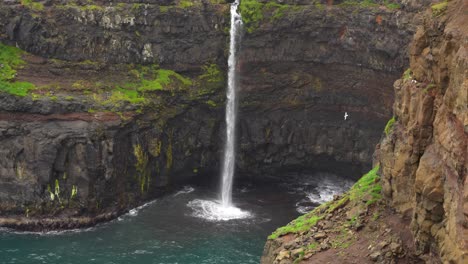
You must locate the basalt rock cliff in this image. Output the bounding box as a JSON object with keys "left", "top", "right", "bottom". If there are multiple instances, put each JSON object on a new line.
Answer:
{"left": 0, "top": 0, "right": 450, "bottom": 249}
{"left": 261, "top": 0, "right": 467, "bottom": 263}
{"left": 378, "top": 0, "right": 467, "bottom": 261}
{"left": 0, "top": 0, "right": 417, "bottom": 230}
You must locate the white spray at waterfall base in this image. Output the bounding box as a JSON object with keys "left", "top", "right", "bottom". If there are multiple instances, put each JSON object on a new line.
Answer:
{"left": 188, "top": 0, "right": 251, "bottom": 221}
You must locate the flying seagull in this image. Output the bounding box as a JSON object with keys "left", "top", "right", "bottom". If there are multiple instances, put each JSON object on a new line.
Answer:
{"left": 344, "top": 112, "right": 349, "bottom": 120}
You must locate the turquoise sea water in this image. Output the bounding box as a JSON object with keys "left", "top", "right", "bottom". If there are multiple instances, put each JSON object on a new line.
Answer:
{"left": 0, "top": 174, "right": 353, "bottom": 264}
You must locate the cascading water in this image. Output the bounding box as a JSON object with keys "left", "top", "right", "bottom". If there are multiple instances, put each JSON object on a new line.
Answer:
{"left": 187, "top": 0, "right": 250, "bottom": 221}
{"left": 221, "top": 0, "right": 242, "bottom": 208}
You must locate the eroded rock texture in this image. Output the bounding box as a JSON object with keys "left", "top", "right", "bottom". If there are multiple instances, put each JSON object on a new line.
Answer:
{"left": 0, "top": 0, "right": 229, "bottom": 69}
{"left": 378, "top": 0, "right": 467, "bottom": 261}
{"left": 237, "top": 3, "right": 420, "bottom": 176}
{"left": 0, "top": 0, "right": 424, "bottom": 230}
{"left": 0, "top": 94, "right": 224, "bottom": 230}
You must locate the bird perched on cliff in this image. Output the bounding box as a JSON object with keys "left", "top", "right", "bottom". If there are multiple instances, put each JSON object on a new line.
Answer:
{"left": 344, "top": 112, "right": 349, "bottom": 120}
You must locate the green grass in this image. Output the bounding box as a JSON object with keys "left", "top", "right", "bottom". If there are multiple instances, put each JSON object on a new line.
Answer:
{"left": 269, "top": 213, "right": 323, "bottom": 240}
{"left": 21, "top": 0, "right": 44, "bottom": 11}
{"left": 338, "top": 0, "right": 379, "bottom": 8}
{"left": 199, "top": 64, "right": 223, "bottom": 84}
{"left": 423, "top": 82, "right": 436, "bottom": 93}
{"left": 239, "top": 0, "right": 293, "bottom": 33}
{"left": 239, "top": 0, "right": 265, "bottom": 32}
{"left": 307, "top": 242, "right": 319, "bottom": 250}
{"left": 384, "top": 116, "right": 395, "bottom": 136}
{"left": 0, "top": 43, "right": 25, "bottom": 81}
{"left": 268, "top": 166, "right": 382, "bottom": 240}
{"left": 137, "top": 69, "right": 192, "bottom": 92}
{"left": 384, "top": 0, "right": 401, "bottom": 9}
{"left": 403, "top": 68, "right": 412, "bottom": 81}
{"left": 0, "top": 82, "right": 35, "bottom": 97}
{"left": 160, "top": 5, "right": 170, "bottom": 13}
{"left": 195, "top": 63, "right": 225, "bottom": 96}
{"left": 205, "top": 100, "right": 217, "bottom": 107}
{"left": 0, "top": 43, "right": 35, "bottom": 96}
{"left": 97, "top": 66, "right": 193, "bottom": 107}
{"left": 348, "top": 165, "right": 381, "bottom": 205}
{"left": 338, "top": 0, "right": 401, "bottom": 9}
{"left": 239, "top": 0, "right": 402, "bottom": 33}
{"left": 330, "top": 229, "right": 356, "bottom": 249}
{"left": 178, "top": 0, "right": 195, "bottom": 8}
{"left": 106, "top": 87, "right": 146, "bottom": 104}
{"left": 431, "top": 0, "right": 448, "bottom": 17}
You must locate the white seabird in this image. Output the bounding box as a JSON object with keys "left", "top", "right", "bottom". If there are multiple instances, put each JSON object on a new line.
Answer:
{"left": 344, "top": 112, "right": 349, "bottom": 120}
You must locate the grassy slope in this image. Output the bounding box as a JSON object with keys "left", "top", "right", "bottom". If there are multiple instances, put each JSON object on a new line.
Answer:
{"left": 0, "top": 43, "right": 35, "bottom": 96}
{"left": 269, "top": 166, "right": 382, "bottom": 240}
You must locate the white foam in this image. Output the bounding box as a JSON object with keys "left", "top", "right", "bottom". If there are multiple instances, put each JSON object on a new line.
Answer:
{"left": 124, "top": 199, "right": 157, "bottom": 217}
{"left": 173, "top": 186, "right": 195, "bottom": 197}
{"left": 295, "top": 175, "right": 353, "bottom": 214}
{"left": 306, "top": 179, "right": 351, "bottom": 204}
{"left": 187, "top": 199, "right": 252, "bottom": 221}
{"left": 0, "top": 226, "right": 95, "bottom": 236}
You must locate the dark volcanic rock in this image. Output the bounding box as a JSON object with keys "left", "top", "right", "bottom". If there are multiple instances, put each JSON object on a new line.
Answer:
{"left": 0, "top": 0, "right": 430, "bottom": 230}
{"left": 237, "top": 3, "right": 423, "bottom": 176}
{"left": 0, "top": 1, "right": 230, "bottom": 70}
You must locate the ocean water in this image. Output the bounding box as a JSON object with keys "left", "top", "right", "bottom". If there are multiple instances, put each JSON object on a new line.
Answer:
{"left": 0, "top": 174, "right": 353, "bottom": 264}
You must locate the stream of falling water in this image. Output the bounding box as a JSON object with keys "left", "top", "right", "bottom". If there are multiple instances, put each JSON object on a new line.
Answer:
{"left": 221, "top": 0, "right": 242, "bottom": 208}
{"left": 187, "top": 0, "right": 250, "bottom": 221}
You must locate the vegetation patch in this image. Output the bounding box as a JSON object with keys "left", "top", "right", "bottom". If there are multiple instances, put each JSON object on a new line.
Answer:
{"left": 106, "top": 87, "right": 146, "bottom": 105}
{"left": 239, "top": 0, "right": 295, "bottom": 33}
{"left": 338, "top": 0, "right": 400, "bottom": 9}
{"left": 431, "top": 0, "right": 448, "bottom": 17}
{"left": 348, "top": 166, "right": 381, "bottom": 205}
{"left": 269, "top": 166, "right": 381, "bottom": 240}
{"left": 178, "top": 0, "right": 196, "bottom": 9}
{"left": 403, "top": 68, "right": 412, "bottom": 82}
{"left": 137, "top": 69, "right": 192, "bottom": 92}
{"left": 85, "top": 65, "right": 194, "bottom": 109}
{"left": 423, "top": 82, "right": 436, "bottom": 93}
{"left": 338, "top": 0, "right": 379, "bottom": 8}
{"left": 134, "top": 144, "right": 150, "bottom": 194}
{"left": 0, "top": 43, "right": 35, "bottom": 96}
{"left": 384, "top": 0, "right": 401, "bottom": 10}
{"left": 20, "top": 0, "right": 44, "bottom": 11}
{"left": 384, "top": 116, "right": 395, "bottom": 136}
{"left": 195, "top": 63, "right": 225, "bottom": 96}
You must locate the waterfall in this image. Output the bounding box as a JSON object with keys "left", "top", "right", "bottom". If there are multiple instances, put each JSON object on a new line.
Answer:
{"left": 221, "top": 0, "right": 242, "bottom": 208}
{"left": 187, "top": 0, "right": 250, "bottom": 221}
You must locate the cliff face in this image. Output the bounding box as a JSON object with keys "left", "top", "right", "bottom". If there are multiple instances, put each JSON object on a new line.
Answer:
{"left": 0, "top": 0, "right": 229, "bottom": 230}
{"left": 378, "top": 0, "right": 467, "bottom": 261}
{"left": 0, "top": 0, "right": 229, "bottom": 69}
{"left": 238, "top": 1, "right": 419, "bottom": 175}
{"left": 260, "top": 1, "right": 467, "bottom": 263}
{"left": 0, "top": 0, "right": 421, "bottom": 230}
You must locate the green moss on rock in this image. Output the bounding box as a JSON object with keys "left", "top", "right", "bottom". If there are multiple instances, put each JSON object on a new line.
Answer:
{"left": 431, "top": 0, "right": 448, "bottom": 17}
{"left": 384, "top": 116, "right": 395, "bottom": 136}
{"left": 239, "top": 0, "right": 294, "bottom": 33}
{"left": 134, "top": 144, "right": 150, "bottom": 194}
